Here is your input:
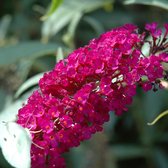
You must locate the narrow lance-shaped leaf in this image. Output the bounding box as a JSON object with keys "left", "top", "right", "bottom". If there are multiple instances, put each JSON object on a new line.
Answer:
{"left": 41, "top": 0, "right": 113, "bottom": 41}
{"left": 56, "top": 47, "right": 64, "bottom": 63}
{"left": 41, "top": 0, "right": 64, "bottom": 20}
{"left": 14, "top": 72, "right": 45, "bottom": 99}
{"left": 62, "top": 11, "right": 82, "bottom": 48}
{"left": 0, "top": 42, "right": 59, "bottom": 65}
{"left": 124, "top": 0, "right": 168, "bottom": 10}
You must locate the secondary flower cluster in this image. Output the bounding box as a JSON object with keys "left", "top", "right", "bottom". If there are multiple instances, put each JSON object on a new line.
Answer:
{"left": 17, "top": 23, "right": 168, "bottom": 168}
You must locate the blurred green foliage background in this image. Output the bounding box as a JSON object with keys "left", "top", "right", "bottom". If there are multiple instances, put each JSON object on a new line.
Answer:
{"left": 0, "top": 0, "right": 168, "bottom": 168}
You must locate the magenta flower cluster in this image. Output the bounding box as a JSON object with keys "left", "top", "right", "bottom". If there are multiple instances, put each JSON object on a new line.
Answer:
{"left": 17, "top": 23, "right": 168, "bottom": 168}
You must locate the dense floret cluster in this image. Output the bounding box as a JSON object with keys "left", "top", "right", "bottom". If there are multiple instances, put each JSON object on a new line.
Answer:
{"left": 17, "top": 23, "right": 168, "bottom": 168}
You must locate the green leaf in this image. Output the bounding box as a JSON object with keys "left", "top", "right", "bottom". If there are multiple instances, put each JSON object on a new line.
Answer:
{"left": 0, "top": 15, "right": 12, "bottom": 41}
{"left": 16, "top": 59, "right": 34, "bottom": 82}
{"left": 124, "top": 0, "right": 168, "bottom": 10}
{"left": 41, "top": 0, "right": 64, "bottom": 20}
{"left": 0, "top": 100, "right": 23, "bottom": 122}
{"left": 42, "top": 0, "right": 113, "bottom": 41}
{"left": 0, "top": 90, "right": 7, "bottom": 111}
{"left": 62, "top": 11, "right": 82, "bottom": 48}
{"left": 83, "top": 16, "right": 105, "bottom": 35}
{"left": 14, "top": 72, "right": 44, "bottom": 99}
{"left": 0, "top": 42, "right": 59, "bottom": 65}
{"left": 56, "top": 47, "right": 64, "bottom": 63}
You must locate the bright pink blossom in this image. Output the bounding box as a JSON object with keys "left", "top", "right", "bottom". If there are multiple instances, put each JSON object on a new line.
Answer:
{"left": 17, "top": 23, "right": 168, "bottom": 168}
